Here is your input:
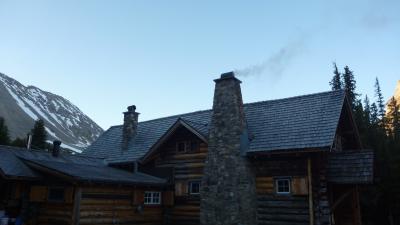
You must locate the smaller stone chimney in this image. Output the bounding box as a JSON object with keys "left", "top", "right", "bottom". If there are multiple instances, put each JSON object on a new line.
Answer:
{"left": 52, "top": 140, "right": 62, "bottom": 157}
{"left": 122, "top": 105, "right": 139, "bottom": 150}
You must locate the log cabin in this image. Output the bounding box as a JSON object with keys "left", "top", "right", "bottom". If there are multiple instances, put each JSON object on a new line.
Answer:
{"left": 84, "top": 72, "right": 374, "bottom": 225}
{"left": 1, "top": 72, "right": 374, "bottom": 225}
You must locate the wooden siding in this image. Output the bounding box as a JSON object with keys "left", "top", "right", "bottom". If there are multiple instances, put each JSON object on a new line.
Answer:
{"left": 144, "top": 126, "right": 207, "bottom": 225}
{"left": 258, "top": 195, "right": 310, "bottom": 225}
{"left": 254, "top": 157, "right": 311, "bottom": 225}
{"left": 78, "top": 187, "right": 163, "bottom": 225}
{"left": 36, "top": 203, "right": 73, "bottom": 225}
{"left": 26, "top": 185, "right": 165, "bottom": 225}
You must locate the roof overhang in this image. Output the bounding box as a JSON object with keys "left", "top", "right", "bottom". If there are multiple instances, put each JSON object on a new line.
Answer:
{"left": 22, "top": 159, "right": 166, "bottom": 187}
{"left": 329, "top": 94, "right": 362, "bottom": 150}
{"left": 327, "top": 150, "right": 374, "bottom": 184}
{"left": 140, "top": 118, "right": 208, "bottom": 164}
{"left": 22, "top": 160, "right": 78, "bottom": 184}
{"left": 246, "top": 147, "right": 329, "bottom": 157}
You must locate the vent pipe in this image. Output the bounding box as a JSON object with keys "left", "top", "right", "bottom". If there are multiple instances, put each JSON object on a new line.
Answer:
{"left": 52, "top": 140, "right": 62, "bottom": 157}
{"left": 26, "top": 134, "right": 32, "bottom": 150}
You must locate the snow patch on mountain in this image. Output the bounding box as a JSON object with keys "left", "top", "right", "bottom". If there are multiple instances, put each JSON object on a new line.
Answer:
{"left": 0, "top": 73, "right": 103, "bottom": 152}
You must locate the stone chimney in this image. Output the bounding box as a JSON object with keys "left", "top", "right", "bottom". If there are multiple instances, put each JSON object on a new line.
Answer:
{"left": 52, "top": 140, "right": 62, "bottom": 157}
{"left": 122, "top": 105, "right": 139, "bottom": 150}
{"left": 200, "top": 72, "right": 257, "bottom": 225}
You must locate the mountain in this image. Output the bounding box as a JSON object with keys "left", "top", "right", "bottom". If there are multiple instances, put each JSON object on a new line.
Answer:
{"left": 391, "top": 80, "right": 400, "bottom": 103}
{"left": 0, "top": 73, "right": 103, "bottom": 152}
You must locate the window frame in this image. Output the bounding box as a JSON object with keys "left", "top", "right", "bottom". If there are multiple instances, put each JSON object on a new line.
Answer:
{"left": 275, "top": 178, "right": 291, "bottom": 195}
{"left": 176, "top": 141, "right": 187, "bottom": 153}
{"left": 189, "top": 140, "right": 200, "bottom": 153}
{"left": 144, "top": 191, "right": 161, "bottom": 205}
{"left": 188, "top": 181, "right": 201, "bottom": 195}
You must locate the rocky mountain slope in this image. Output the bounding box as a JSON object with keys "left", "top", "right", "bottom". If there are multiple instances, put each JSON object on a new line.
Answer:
{"left": 0, "top": 73, "right": 103, "bottom": 152}
{"left": 391, "top": 80, "right": 400, "bottom": 103}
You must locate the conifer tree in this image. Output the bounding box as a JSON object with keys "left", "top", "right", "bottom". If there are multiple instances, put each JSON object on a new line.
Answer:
{"left": 375, "top": 77, "right": 386, "bottom": 121}
{"left": 11, "top": 137, "right": 27, "bottom": 148}
{"left": 0, "top": 117, "right": 10, "bottom": 145}
{"left": 342, "top": 66, "right": 358, "bottom": 110}
{"left": 364, "top": 95, "right": 371, "bottom": 126}
{"left": 370, "top": 103, "right": 379, "bottom": 127}
{"left": 354, "top": 99, "right": 367, "bottom": 144}
{"left": 329, "top": 62, "right": 342, "bottom": 90}
{"left": 31, "top": 119, "right": 47, "bottom": 150}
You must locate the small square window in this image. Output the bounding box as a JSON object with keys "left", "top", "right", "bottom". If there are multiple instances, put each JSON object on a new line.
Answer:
{"left": 188, "top": 181, "right": 201, "bottom": 195}
{"left": 48, "top": 187, "right": 65, "bottom": 201}
{"left": 190, "top": 141, "right": 199, "bottom": 152}
{"left": 276, "top": 178, "right": 291, "bottom": 194}
{"left": 176, "top": 142, "right": 187, "bottom": 153}
{"left": 144, "top": 192, "right": 161, "bottom": 205}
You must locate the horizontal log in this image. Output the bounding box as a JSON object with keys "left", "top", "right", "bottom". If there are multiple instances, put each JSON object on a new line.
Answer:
{"left": 170, "top": 152, "right": 207, "bottom": 160}
{"left": 258, "top": 212, "right": 309, "bottom": 220}
{"left": 174, "top": 162, "right": 205, "bottom": 169}
{"left": 258, "top": 207, "right": 309, "bottom": 215}
{"left": 80, "top": 199, "right": 131, "bottom": 205}
{"left": 174, "top": 174, "right": 203, "bottom": 180}
{"left": 258, "top": 220, "right": 309, "bottom": 225}
{"left": 82, "top": 187, "right": 133, "bottom": 194}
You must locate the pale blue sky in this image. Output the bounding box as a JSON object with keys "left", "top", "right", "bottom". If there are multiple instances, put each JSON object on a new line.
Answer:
{"left": 0, "top": 0, "right": 399, "bottom": 129}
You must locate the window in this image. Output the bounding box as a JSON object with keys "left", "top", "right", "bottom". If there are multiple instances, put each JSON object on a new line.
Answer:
{"left": 48, "top": 187, "right": 65, "bottom": 201}
{"left": 144, "top": 191, "right": 161, "bottom": 205}
{"left": 275, "top": 178, "right": 291, "bottom": 194}
{"left": 188, "top": 181, "right": 201, "bottom": 195}
{"left": 190, "top": 141, "right": 200, "bottom": 152}
{"left": 176, "top": 141, "right": 187, "bottom": 153}
{"left": 177, "top": 141, "right": 200, "bottom": 153}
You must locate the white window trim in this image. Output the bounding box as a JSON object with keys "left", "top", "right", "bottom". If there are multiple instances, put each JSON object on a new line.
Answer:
{"left": 144, "top": 191, "right": 161, "bottom": 205}
{"left": 176, "top": 141, "right": 187, "bottom": 153}
{"left": 188, "top": 181, "right": 201, "bottom": 195}
{"left": 275, "top": 178, "right": 291, "bottom": 194}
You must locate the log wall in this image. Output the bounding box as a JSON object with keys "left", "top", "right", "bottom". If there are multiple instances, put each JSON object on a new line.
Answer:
{"left": 144, "top": 126, "right": 207, "bottom": 225}
{"left": 79, "top": 187, "right": 163, "bottom": 225}
{"left": 30, "top": 186, "right": 74, "bottom": 225}
{"left": 29, "top": 185, "right": 164, "bottom": 225}
{"left": 254, "top": 157, "right": 311, "bottom": 225}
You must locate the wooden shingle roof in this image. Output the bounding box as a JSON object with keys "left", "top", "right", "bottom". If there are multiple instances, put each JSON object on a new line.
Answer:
{"left": 85, "top": 90, "right": 346, "bottom": 163}
{"left": 327, "top": 150, "right": 374, "bottom": 184}
{"left": 0, "top": 145, "right": 166, "bottom": 185}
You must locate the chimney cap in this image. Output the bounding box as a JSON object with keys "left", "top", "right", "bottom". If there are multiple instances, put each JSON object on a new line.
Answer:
{"left": 215, "top": 71, "right": 241, "bottom": 83}
{"left": 127, "top": 105, "right": 136, "bottom": 112}
{"left": 221, "top": 71, "right": 235, "bottom": 79}
{"left": 53, "top": 140, "right": 62, "bottom": 146}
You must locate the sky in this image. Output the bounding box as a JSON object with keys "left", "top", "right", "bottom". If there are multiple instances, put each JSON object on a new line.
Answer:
{"left": 0, "top": 0, "right": 399, "bottom": 129}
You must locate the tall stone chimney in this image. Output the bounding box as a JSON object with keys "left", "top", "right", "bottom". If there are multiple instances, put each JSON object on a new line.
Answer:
{"left": 122, "top": 105, "right": 139, "bottom": 150}
{"left": 200, "top": 72, "right": 257, "bottom": 225}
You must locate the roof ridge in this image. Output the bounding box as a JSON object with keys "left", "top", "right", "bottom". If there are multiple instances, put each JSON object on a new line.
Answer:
{"left": 243, "top": 89, "right": 345, "bottom": 107}
{"left": 0, "top": 144, "right": 103, "bottom": 160}
{"left": 108, "top": 109, "right": 213, "bottom": 127}
{"left": 108, "top": 90, "right": 344, "bottom": 128}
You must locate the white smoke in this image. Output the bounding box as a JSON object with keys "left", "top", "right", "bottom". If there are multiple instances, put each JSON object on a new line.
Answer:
{"left": 234, "top": 38, "right": 306, "bottom": 78}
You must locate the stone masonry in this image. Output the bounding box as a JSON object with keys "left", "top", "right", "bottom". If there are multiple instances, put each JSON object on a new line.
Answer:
{"left": 122, "top": 105, "right": 139, "bottom": 150}
{"left": 200, "top": 72, "right": 257, "bottom": 225}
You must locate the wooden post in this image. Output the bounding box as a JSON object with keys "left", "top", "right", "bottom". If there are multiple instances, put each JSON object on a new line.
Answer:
{"left": 353, "top": 186, "right": 362, "bottom": 225}
{"left": 308, "top": 157, "right": 314, "bottom": 225}
{"left": 72, "top": 187, "right": 82, "bottom": 225}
